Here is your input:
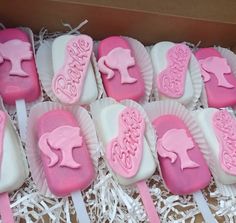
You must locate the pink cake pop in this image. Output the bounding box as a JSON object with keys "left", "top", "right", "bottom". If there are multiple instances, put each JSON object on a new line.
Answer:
{"left": 91, "top": 98, "right": 160, "bottom": 223}
{"left": 0, "top": 29, "right": 40, "bottom": 104}
{"left": 97, "top": 36, "right": 152, "bottom": 102}
{"left": 0, "top": 28, "right": 40, "bottom": 141}
{"left": 144, "top": 100, "right": 217, "bottom": 223}
{"left": 27, "top": 102, "right": 98, "bottom": 223}
{"left": 37, "top": 110, "right": 94, "bottom": 197}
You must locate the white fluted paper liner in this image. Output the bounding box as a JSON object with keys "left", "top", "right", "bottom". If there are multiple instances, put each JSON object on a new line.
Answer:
{"left": 91, "top": 51, "right": 106, "bottom": 99}
{"left": 143, "top": 100, "right": 211, "bottom": 180}
{"left": 124, "top": 37, "right": 153, "bottom": 103}
{"left": 200, "top": 85, "right": 209, "bottom": 108}
{"left": 4, "top": 27, "right": 43, "bottom": 113}
{"left": 215, "top": 46, "right": 236, "bottom": 77}
{"left": 0, "top": 97, "right": 29, "bottom": 190}
{"left": 90, "top": 98, "right": 157, "bottom": 181}
{"left": 150, "top": 44, "right": 203, "bottom": 110}
{"left": 26, "top": 101, "right": 99, "bottom": 198}
{"left": 36, "top": 37, "right": 103, "bottom": 106}
{"left": 188, "top": 55, "right": 204, "bottom": 110}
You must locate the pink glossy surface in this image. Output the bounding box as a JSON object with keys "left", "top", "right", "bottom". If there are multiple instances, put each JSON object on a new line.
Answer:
{"left": 195, "top": 48, "right": 236, "bottom": 108}
{"left": 0, "top": 28, "right": 40, "bottom": 105}
{"left": 153, "top": 115, "right": 211, "bottom": 195}
{"left": 37, "top": 109, "right": 95, "bottom": 197}
{"left": 98, "top": 36, "right": 145, "bottom": 101}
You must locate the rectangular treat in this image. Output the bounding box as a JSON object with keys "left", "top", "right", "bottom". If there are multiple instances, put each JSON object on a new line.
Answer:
{"left": 0, "top": 28, "right": 40, "bottom": 105}
{"left": 37, "top": 109, "right": 95, "bottom": 197}
{"left": 98, "top": 36, "right": 145, "bottom": 102}
{"left": 95, "top": 103, "right": 156, "bottom": 186}
{"left": 196, "top": 108, "right": 236, "bottom": 184}
{"left": 153, "top": 114, "right": 211, "bottom": 195}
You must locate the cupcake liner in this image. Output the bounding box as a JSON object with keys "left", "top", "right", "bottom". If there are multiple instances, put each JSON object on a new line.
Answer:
{"left": 124, "top": 37, "right": 153, "bottom": 103}
{"left": 148, "top": 45, "right": 160, "bottom": 101}
{"left": 215, "top": 46, "right": 236, "bottom": 76}
{"left": 26, "top": 101, "right": 99, "bottom": 198}
{"left": 151, "top": 43, "right": 203, "bottom": 110}
{"left": 187, "top": 55, "right": 203, "bottom": 110}
{"left": 35, "top": 40, "right": 55, "bottom": 101}
{"left": 90, "top": 98, "right": 157, "bottom": 184}
{"left": 143, "top": 100, "right": 212, "bottom": 190}
{"left": 4, "top": 27, "right": 43, "bottom": 113}
{"left": 199, "top": 85, "right": 208, "bottom": 108}
{"left": 36, "top": 35, "right": 103, "bottom": 105}
{"left": 91, "top": 51, "right": 106, "bottom": 99}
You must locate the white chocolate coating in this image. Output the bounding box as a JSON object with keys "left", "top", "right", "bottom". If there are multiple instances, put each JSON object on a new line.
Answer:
{"left": 150, "top": 41, "right": 194, "bottom": 105}
{"left": 196, "top": 108, "right": 236, "bottom": 184}
{"left": 0, "top": 119, "right": 28, "bottom": 193}
{"left": 97, "top": 104, "right": 156, "bottom": 186}
{"left": 52, "top": 35, "right": 98, "bottom": 104}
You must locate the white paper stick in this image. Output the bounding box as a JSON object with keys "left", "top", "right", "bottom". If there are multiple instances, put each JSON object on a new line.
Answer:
{"left": 15, "top": 99, "right": 27, "bottom": 142}
{"left": 193, "top": 190, "right": 217, "bottom": 223}
{"left": 71, "top": 191, "right": 90, "bottom": 223}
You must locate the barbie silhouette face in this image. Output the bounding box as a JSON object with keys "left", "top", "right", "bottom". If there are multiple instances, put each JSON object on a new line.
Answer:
{"left": 157, "top": 128, "right": 199, "bottom": 170}
{"left": 38, "top": 126, "right": 83, "bottom": 169}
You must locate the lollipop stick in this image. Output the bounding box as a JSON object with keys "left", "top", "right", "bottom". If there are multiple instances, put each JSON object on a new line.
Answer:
{"left": 193, "top": 191, "right": 217, "bottom": 223}
{"left": 136, "top": 181, "right": 160, "bottom": 223}
{"left": 15, "top": 99, "right": 27, "bottom": 142}
{"left": 0, "top": 193, "right": 14, "bottom": 223}
{"left": 71, "top": 191, "right": 90, "bottom": 223}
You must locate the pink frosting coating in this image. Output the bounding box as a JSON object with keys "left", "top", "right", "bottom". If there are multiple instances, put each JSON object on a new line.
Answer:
{"left": 157, "top": 129, "right": 199, "bottom": 170}
{"left": 52, "top": 35, "right": 93, "bottom": 104}
{"left": 213, "top": 110, "right": 236, "bottom": 175}
{"left": 157, "top": 44, "right": 191, "bottom": 98}
{"left": 0, "top": 111, "right": 6, "bottom": 175}
{"left": 195, "top": 48, "right": 236, "bottom": 108}
{"left": 98, "top": 36, "right": 145, "bottom": 101}
{"left": 0, "top": 28, "right": 40, "bottom": 105}
{"left": 37, "top": 109, "right": 95, "bottom": 197}
{"left": 153, "top": 115, "right": 211, "bottom": 195}
{"left": 106, "top": 107, "right": 145, "bottom": 178}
